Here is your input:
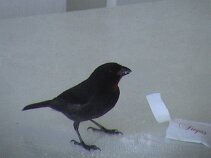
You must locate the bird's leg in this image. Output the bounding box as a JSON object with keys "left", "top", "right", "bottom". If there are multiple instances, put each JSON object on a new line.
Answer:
{"left": 88, "top": 120, "right": 123, "bottom": 135}
{"left": 71, "top": 122, "right": 100, "bottom": 151}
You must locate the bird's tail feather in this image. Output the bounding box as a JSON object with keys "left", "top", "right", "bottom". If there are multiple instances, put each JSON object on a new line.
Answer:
{"left": 22, "top": 100, "right": 52, "bottom": 111}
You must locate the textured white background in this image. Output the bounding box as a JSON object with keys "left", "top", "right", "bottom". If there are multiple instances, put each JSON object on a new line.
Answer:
{"left": 0, "top": 0, "right": 210, "bottom": 157}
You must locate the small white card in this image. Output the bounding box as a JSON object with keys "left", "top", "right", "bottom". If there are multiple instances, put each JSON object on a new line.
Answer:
{"left": 166, "top": 119, "right": 211, "bottom": 147}
{"left": 146, "top": 93, "right": 171, "bottom": 123}
{"left": 146, "top": 93, "right": 211, "bottom": 147}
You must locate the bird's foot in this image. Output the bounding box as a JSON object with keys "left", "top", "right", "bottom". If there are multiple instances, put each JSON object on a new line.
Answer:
{"left": 87, "top": 127, "right": 123, "bottom": 135}
{"left": 70, "top": 140, "right": 101, "bottom": 151}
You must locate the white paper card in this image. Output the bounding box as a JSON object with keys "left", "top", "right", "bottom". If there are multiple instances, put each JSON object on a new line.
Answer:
{"left": 166, "top": 119, "right": 211, "bottom": 147}
{"left": 146, "top": 93, "right": 171, "bottom": 123}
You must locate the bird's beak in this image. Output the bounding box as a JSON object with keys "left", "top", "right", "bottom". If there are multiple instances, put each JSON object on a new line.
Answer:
{"left": 118, "top": 66, "right": 132, "bottom": 76}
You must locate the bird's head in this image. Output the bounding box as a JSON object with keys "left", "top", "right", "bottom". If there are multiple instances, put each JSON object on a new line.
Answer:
{"left": 89, "top": 62, "right": 131, "bottom": 89}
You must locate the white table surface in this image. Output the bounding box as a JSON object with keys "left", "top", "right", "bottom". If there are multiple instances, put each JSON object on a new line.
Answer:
{"left": 0, "top": 0, "right": 210, "bottom": 157}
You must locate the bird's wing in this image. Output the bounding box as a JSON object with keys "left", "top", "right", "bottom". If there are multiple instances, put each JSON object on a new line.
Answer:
{"left": 52, "top": 79, "right": 96, "bottom": 112}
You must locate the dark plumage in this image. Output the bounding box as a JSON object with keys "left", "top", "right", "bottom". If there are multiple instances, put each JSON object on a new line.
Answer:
{"left": 22, "top": 62, "right": 131, "bottom": 150}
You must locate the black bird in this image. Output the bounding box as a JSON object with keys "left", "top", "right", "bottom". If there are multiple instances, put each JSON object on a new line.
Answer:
{"left": 22, "top": 62, "right": 131, "bottom": 150}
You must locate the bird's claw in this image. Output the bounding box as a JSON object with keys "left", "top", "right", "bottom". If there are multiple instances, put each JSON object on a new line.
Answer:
{"left": 108, "top": 129, "right": 123, "bottom": 135}
{"left": 70, "top": 139, "right": 101, "bottom": 151}
{"left": 87, "top": 127, "right": 123, "bottom": 135}
{"left": 87, "top": 127, "right": 101, "bottom": 132}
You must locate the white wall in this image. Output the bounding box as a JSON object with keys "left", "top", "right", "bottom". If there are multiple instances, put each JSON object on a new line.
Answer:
{"left": 117, "top": 0, "right": 161, "bottom": 5}
{"left": 0, "top": 0, "right": 66, "bottom": 19}
{"left": 0, "top": 0, "right": 162, "bottom": 19}
{"left": 66, "top": 0, "right": 162, "bottom": 11}
{"left": 66, "top": 0, "right": 106, "bottom": 11}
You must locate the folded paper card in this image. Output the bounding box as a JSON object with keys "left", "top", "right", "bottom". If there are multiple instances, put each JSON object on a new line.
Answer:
{"left": 146, "top": 93, "right": 171, "bottom": 123}
{"left": 146, "top": 93, "right": 211, "bottom": 147}
{"left": 166, "top": 119, "right": 211, "bottom": 147}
